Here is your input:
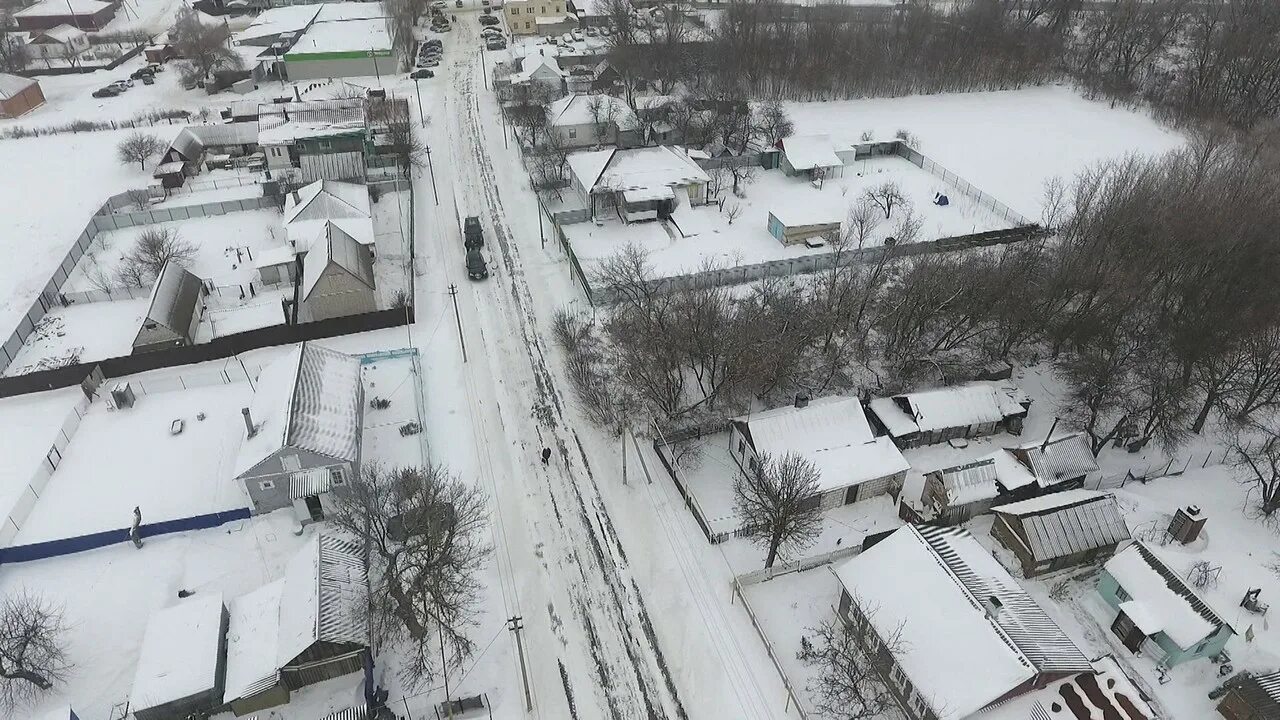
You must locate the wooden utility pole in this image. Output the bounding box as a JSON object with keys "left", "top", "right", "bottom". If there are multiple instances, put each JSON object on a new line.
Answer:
{"left": 508, "top": 616, "right": 532, "bottom": 711}
{"left": 448, "top": 284, "right": 467, "bottom": 362}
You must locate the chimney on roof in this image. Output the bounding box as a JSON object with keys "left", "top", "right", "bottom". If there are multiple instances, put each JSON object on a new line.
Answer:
{"left": 795, "top": 393, "right": 810, "bottom": 409}
{"left": 982, "top": 595, "right": 1003, "bottom": 622}
{"left": 241, "top": 407, "right": 257, "bottom": 438}
{"left": 1040, "top": 416, "right": 1060, "bottom": 452}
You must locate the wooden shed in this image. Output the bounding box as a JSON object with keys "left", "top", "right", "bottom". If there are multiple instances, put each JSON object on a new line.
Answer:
{"left": 0, "top": 73, "right": 45, "bottom": 118}
{"left": 990, "top": 489, "right": 1130, "bottom": 577}
{"left": 132, "top": 261, "right": 206, "bottom": 352}
{"left": 130, "top": 594, "right": 228, "bottom": 720}
{"left": 1217, "top": 671, "right": 1280, "bottom": 720}
{"left": 766, "top": 206, "right": 841, "bottom": 246}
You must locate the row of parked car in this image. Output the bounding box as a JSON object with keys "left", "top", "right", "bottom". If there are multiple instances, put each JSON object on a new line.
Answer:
{"left": 410, "top": 37, "right": 443, "bottom": 78}
{"left": 92, "top": 63, "right": 164, "bottom": 98}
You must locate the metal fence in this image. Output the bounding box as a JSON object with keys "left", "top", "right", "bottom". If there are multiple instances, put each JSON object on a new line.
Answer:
{"left": 165, "top": 175, "right": 263, "bottom": 196}
{"left": 0, "top": 393, "right": 91, "bottom": 547}
{"left": 1086, "top": 443, "right": 1247, "bottom": 492}
{"left": 735, "top": 545, "right": 864, "bottom": 587}
{"left": 732, "top": 577, "right": 809, "bottom": 719}
{"left": 893, "top": 143, "right": 1033, "bottom": 227}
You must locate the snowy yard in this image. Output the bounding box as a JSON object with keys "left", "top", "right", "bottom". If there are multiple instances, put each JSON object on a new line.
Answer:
{"left": 371, "top": 189, "right": 413, "bottom": 309}
{"left": 786, "top": 85, "right": 1185, "bottom": 219}
{"left": 0, "top": 130, "right": 147, "bottom": 346}
{"left": 199, "top": 287, "right": 293, "bottom": 340}
{"left": 360, "top": 353, "right": 427, "bottom": 470}
{"left": 2, "top": 297, "right": 149, "bottom": 375}
{"left": 3, "top": 512, "right": 311, "bottom": 720}
{"left": 12, "top": 381, "right": 254, "bottom": 545}
{"left": 63, "top": 209, "right": 285, "bottom": 293}
{"left": 0, "top": 388, "right": 85, "bottom": 527}
{"left": 564, "top": 155, "right": 1010, "bottom": 279}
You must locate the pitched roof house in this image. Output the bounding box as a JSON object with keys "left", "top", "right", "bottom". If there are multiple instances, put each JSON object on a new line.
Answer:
{"left": 132, "top": 261, "right": 206, "bottom": 353}
{"left": 283, "top": 179, "right": 370, "bottom": 224}
{"left": 991, "top": 490, "right": 1130, "bottom": 577}
{"left": 778, "top": 134, "right": 842, "bottom": 177}
{"left": 0, "top": 73, "right": 45, "bottom": 118}
{"left": 567, "top": 145, "right": 710, "bottom": 222}
{"left": 223, "top": 533, "right": 369, "bottom": 715}
{"left": 833, "top": 524, "right": 1091, "bottom": 720}
{"left": 1008, "top": 432, "right": 1100, "bottom": 491}
{"left": 235, "top": 342, "right": 364, "bottom": 517}
{"left": 1099, "top": 541, "right": 1236, "bottom": 667}
{"left": 729, "top": 396, "right": 910, "bottom": 509}
{"left": 298, "top": 221, "right": 377, "bottom": 322}
{"left": 547, "top": 93, "right": 641, "bottom": 148}
{"left": 867, "top": 382, "right": 1031, "bottom": 448}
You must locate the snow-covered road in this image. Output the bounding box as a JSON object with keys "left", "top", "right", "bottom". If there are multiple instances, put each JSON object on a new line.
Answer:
{"left": 396, "top": 16, "right": 792, "bottom": 720}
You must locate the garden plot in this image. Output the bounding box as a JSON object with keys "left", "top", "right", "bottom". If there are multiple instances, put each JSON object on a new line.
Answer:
{"left": 3, "top": 512, "right": 310, "bottom": 720}
{"left": 12, "top": 381, "right": 254, "bottom": 545}
{"left": 564, "top": 155, "right": 1007, "bottom": 280}
{"left": 0, "top": 130, "right": 146, "bottom": 346}
{"left": 2, "top": 297, "right": 149, "bottom": 375}
{"left": 62, "top": 209, "right": 285, "bottom": 294}
{"left": 786, "top": 85, "right": 1185, "bottom": 219}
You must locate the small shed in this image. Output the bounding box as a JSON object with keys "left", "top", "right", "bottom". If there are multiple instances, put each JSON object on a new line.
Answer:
{"left": 991, "top": 489, "right": 1130, "bottom": 577}
{"left": 729, "top": 396, "right": 910, "bottom": 509}
{"left": 0, "top": 73, "right": 45, "bottom": 118}
{"left": 1217, "top": 670, "right": 1280, "bottom": 720}
{"left": 162, "top": 127, "right": 207, "bottom": 172}
{"left": 766, "top": 205, "right": 842, "bottom": 246}
{"left": 130, "top": 594, "right": 229, "bottom": 720}
{"left": 1008, "top": 432, "right": 1100, "bottom": 492}
{"left": 922, "top": 456, "right": 1000, "bottom": 524}
{"left": 1099, "top": 542, "right": 1236, "bottom": 667}
{"left": 298, "top": 220, "right": 377, "bottom": 323}
{"left": 235, "top": 341, "right": 364, "bottom": 515}
{"left": 132, "top": 261, "right": 206, "bottom": 353}
{"left": 254, "top": 245, "right": 298, "bottom": 285}
{"left": 778, "top": 134, "right": 842, "bottom": 178}
{"left": 152, "top": 160, "right": 188, "bottom": 189}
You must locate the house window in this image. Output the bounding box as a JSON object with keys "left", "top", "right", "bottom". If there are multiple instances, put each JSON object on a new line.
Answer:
{"left": 748, "top": 457, "right": 757, "bottom": 472}
{"left": 911, "top": 693, "right": 930, "bottom": 717}
{"left": 737, "top": 439, "right": 745, "bottom": 456}
{"left": 1115, "top": 586, "right": 1131, "bottom": 603}
{"left": 540, "top": 5, "right": 545, "bottom": 12}
{"left": 329, "top": 466, "right": 346, "bottom": 485}
{"left": 525, "top": 21, "right": 531, "bottom": 28}
{"left": 259, "top": 480, "right": 275, "bottom": 491}
{"left": 568, "top": 128, "right": 577, "bottom": 138}
{"left": 317, "top": 139, "right": 331, "bottom": 150}
{"left": 890, "top": 665, "right": 907, "bottom": 688}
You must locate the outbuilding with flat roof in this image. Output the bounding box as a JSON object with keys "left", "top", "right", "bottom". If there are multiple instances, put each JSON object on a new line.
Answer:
{"left": 129, "top": 594, "right": 228, "bottom": 720}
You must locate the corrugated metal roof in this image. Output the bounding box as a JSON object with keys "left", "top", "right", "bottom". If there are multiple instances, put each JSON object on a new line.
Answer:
{"left": 316, "top": 534, "right": 367, "bottom": 646}
{"left": 139, "top": 260, "right": 203, "bottom": 340}
{"left": 993, "top": 492, "right": 1130, "bottom": 562}
{"left": 288, "top": 342, "right": 362, "bottom": 464}
{"left": 1236, "top": 671, "right": 1280, "bottom": 715}
{"left": 916, "top": 524, "right": 1092, "bottom": 676}
{"left": 937, "top": 458, "right": 1000, "bottom": 506}
{"left": 320, "top": 707, "right": 368, "bottom": 720}
{"left": 301, "top": 221, "right": 376, "bottom": 299}
{"left": 167, "top": 127, "right": 205, "bottom": 162}
{"left": 1017, "top": 433, "right": 1099, "bottom": 487}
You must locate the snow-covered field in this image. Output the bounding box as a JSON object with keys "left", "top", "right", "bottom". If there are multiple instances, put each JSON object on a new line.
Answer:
{"left": 0, "top": 388, "right": 85, "bottom": 524}
{"left": 565, "top": 155, "right": 1010, "bottom": 278}
{"left": 63, "top": 209, "right": 284, "bottom": 293}
{"left": 787, "top": 85, "right": 1186, "bottom": 219}
{"left": 0, "top": 131, "right": 147, "bottom": 347}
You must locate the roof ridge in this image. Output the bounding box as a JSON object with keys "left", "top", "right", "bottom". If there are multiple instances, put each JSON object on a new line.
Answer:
{"left": 1132, "top": 541, "right": 1231, "bottom": 632}
{"left": 282, "top": 343, "right": 308, "bottom": 448}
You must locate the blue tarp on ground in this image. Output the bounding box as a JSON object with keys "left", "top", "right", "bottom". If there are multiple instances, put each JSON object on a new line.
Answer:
{"left": 0, "top": 508, "right": 252, "bottom": 565}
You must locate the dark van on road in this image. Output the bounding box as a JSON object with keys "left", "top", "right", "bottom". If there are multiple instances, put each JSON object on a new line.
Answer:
{"left": 466, "top": 247, "right": 489, "bottom": 280}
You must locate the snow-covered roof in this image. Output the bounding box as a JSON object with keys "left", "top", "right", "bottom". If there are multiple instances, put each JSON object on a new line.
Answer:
{"left": 781, "top": 134, "right": 841, "bottom": 170}
{"left": 1227, "top": 671, "right": 1280, "bottom": 716}
{"left": 289, "top": 18, "right": 391, "bottom": 55}
{"left": 510, "top": 52, "right": 564, "bottom": 83}
{"left": 1012, "top": 432, "right": 1100, "bottom": 487}
{"left": 234, "top": 342, "right": 363, "bottom": 478}
{"left": 547, "top": 93, "right": 639, "bottom": 130}
{"left": 130, "top": 594, "right": 226, "bottom": 713}
{"left": 535, "top": 13, "right": 570, "bottom": 24}
{"left": 869, "top": 383, "right": 1026, "bottom": 437}
{"left": 932, "top": 457, "right": 1000, "bottom": 507}
{"left": 835, "top": 525, "right": 1090, "bottom": 720}
{"left": 302, "top": 221, "right": 375, "bottom": 299}
{"left": 992, "top": 490, "right": 1129, "bottom": 564}
{"left": 570, "top": 145, "right": 710, "bottom": 196}
{"left": 258, "top": 119, "right": 366, "bottom": 145}
{"left": 315, "top": 2, "right": 387, "bottom": 21}
{"left": 237, "top": 4, "right": 321, "bottom": 43}
{"left": 0, "top": 73, "right": 37, "bottom": 100}
{"left": 768, "top": 205, "right": 843, "bottom": 228}
{"left": 278, "top": 533, "right": 369, "bottom": 665}
{"left": 223, "top": 579, "right": 284, "bottom": 702}
{"left": 735, "top": 397, "right": 909, "bottom": 492}
{"left": 973, "top": 656, "right": 1156, "bottom": 720}
{"left": 986, "top": 448, "right": 1038, "bottom": 491}
{"left": 254, "top": 245, "right": 297, "bottom": 270}
{"left": 188, "top": 121, "right": 259, "bottom": 147}
{"left": 1103, "top": 542, "right": 1231, "bottom": 649}
{"left": 34, "top": 706, "right": 79, "bottom": 720}
{"left": 284, "top": 180, "right": 370, "bottom": 224}
{"left": 289, "top": 216, "right": 375, "bottom": 252}
{"left": 136, "top": 261, "right": 203, "bottom": 343}
{"left": 30, "top": 24, "right": 86, "bottom": 43}
{"left": 15, "top": 0, "right": 110, "bottom": 16}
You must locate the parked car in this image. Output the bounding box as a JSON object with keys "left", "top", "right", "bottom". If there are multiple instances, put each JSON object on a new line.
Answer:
{"left": 92, "top": 86, "right": 121, "bottom": 98}
{"left": 425, "top": 37, "right": 443, "bottom": 46}
{"left": 464, "top": 216, "right": 484, "bottom": 250}
{"left": 410, "top": 68, "right": 435, "bottom": 79}
{"left": 130, "top": 65, "right": 156, "bottom": 79}
{"left": 486, "top": 38, "right": 506, "bottom": 50}
{"left": 466, "top": 247, "right": 489, "bottom": 280}
{"left": 481, "top": 0, "right": 490, "bottom": 5}
{"left": 141, "top": 74, "right": 156, "bottom": 85}
{"left": 585, "top": 26, "right": 598, "bottom": 36}
{"left": 430, "top": 0, "right": 447, "bottom": 8}
{"left": 479, "top": 13, "right": 499, "bottom": 25}
{"left": 570, "top": 29, "right": 583, "bottom": 41}
{"left": 421, "top": 57, "right": 441, "bottom": 67}
{"left": 480, "top": 26, "right": 502, "bottom": 37}
{"left": 107, "top": 80, "right": 131, "bottom": 92}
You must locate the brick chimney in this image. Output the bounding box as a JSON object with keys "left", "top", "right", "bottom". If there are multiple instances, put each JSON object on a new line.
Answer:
{"left": 241, "top": 407, "right": 257, "bottom": 438}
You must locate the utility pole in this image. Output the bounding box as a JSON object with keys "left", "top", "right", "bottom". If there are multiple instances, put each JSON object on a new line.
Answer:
{"left": 508, "top": 616, "right": 533, "bottom": 711}
{"left": 536, "top": 193, "right": 545, "bottom": 249}
{"left": 439, "top": 624, "right": 454, "bottom": 719}
{"left": 425, "top": 144, "right": 439, "bottom": 205}
{"left": 481, "top": 46, "right": 488, "bottom": 90}
{"left": 621, "top": 422, "right": 628, "bottom": 486}
{"left": 414, "top": 78, "right": 426, "bottom": 127}
{"left": 448, "top": 284, "right": 467, "bottom": 362}
{"left": 369, "top": 47, "right": 382, "bottom": 86}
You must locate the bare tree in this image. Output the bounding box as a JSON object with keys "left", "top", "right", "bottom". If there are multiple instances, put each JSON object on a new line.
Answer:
{"left": 116, "top": 131, "right": 165, "bottom": 170}
{"left": 865, "top": 181, "right": 904, "bottom": 219}
{"left": 1230, "top": 424, "right": 1280, "bottom": 520}
{"left": 170, "top": 5, "right": 242, "bottom": 86}
{"left": 724, "top": 201, "right": 742, "bottom": 224}
{"left": 734, "top": 452, "right": 824, "bottom": 568}
{"left": 894, "top": 128, "right": 919, "bottom": 149}
{"left": 370, "top": 98, "right": 425, "bottom": 177}
{"left": 843, "top": 197, "right": 881, "bottom": 249}
{"left": 797, "top": 610, "right": 905, "bottom": 720}
{"left": 0, "top": 27, "right": 28, "bottom": 75}
{"left": 116, "top": 227, "right": 197, "bottom": 286}
{"left": 586, "top": 94, "right": 618, "bottom": 143}
{"left": 0, "top": 590, "right": 71, "bottom": 713}
{"left": 727, "top": 162, "right": 757, "bottom": 197}
{"left": 126, "top": 188, "right": 152, "bottom": 211}
{"left": 1040, "top": 175, "right": 1067, "bottom": 229}
{"left": 330, "top": 463, "right": 491, "bottom": 687}
{"left": 754, "top": 99, "right": 794, "bottom": 147}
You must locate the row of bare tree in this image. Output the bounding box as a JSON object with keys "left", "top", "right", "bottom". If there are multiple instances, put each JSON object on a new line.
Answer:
{"left": 556, "top": 133, "right": 1280, "bottom": 465}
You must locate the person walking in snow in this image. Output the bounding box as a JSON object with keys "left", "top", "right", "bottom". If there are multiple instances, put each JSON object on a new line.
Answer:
{"left": 541, "top": 447, "right": 551, "bottom": 465}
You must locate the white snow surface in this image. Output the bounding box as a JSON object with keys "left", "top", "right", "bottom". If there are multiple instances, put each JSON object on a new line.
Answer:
{"left": 780, "top": 134, "right": 842, "bottom": 170}
{"left": 736, "top": 397, "right": 908, "bottom": 491}
{"left": 283, "top": 180, "right": 370, "bottom": 224}
{"left": 129, "top": 593, "right": 225, "bottom": 712}
{"left": 834, "top": 527, "right": 1035, "bottom": 719}
{"left": 224, "top": 579, "right": 285, "bottom": 701}
{"left": 290, "top": 18, "right": 392, "bottom": 55}
{"left": 992, "top": 488, "right": 1108, "bottom": 516}
{"left": 1103, "top": 543, "right": 1218, "bottom": 649}
{"left": 277, "top": 534, "right": 322, "bottom": 665}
